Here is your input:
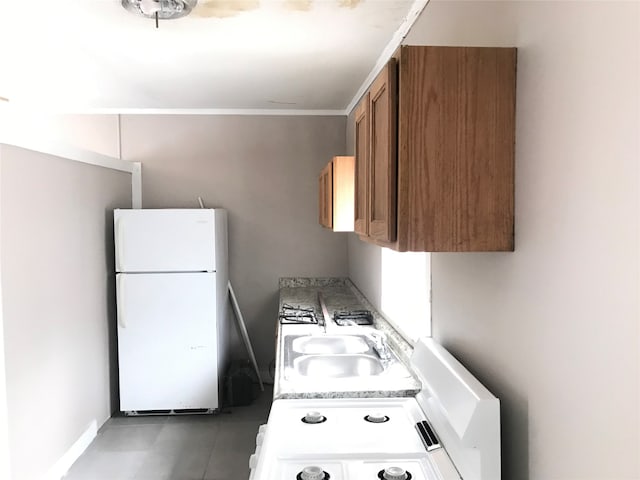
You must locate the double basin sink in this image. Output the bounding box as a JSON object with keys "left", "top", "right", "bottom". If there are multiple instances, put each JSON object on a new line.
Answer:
{"left": 283, "top": 333, "right": 410, "bottom": 380}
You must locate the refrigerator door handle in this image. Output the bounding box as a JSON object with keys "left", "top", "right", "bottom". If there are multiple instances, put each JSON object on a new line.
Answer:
{"left": 117, "top": 275, "right": 127, "bottom": 329}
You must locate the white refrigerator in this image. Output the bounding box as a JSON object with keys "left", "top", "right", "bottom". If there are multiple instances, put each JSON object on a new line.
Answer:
{"left": 114, "top": 208, "right": 229, "bottom": 413}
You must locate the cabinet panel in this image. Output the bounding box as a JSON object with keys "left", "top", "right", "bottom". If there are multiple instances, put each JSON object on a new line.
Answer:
{"left": 318, "top": 156, "right": 355, "bottom": 231}
{"left": 332, "top": 156, "right": 355, "bottom": 231}
{"left": 398, "top": 46, "right": 515, "bottom": 251}
{"left": 354, "top": 93, "right": 370, "bottom": 236}
{"left": 318, "top": 162, "right": 333, "bottom": 229}
{"left": 318, "top": 175, "right": 324, "bottom": 226}
{"left": 368, "top": 60, "right": 397, "bottom": 243}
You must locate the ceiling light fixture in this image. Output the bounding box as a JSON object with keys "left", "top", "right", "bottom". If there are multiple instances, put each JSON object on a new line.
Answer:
{"left": 122, "top": 0, "right": 198, "bottom": 28}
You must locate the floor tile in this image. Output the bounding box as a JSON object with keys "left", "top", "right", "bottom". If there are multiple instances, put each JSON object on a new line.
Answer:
{"left": 64, "top": 385, "right": 273, "bottom": 479}
{"left": 133, "top": 447, "right": 213, "bottom": 480}
{"left": 90, "top": 423, "right": 164, "bottom": 453}
{"left": 202, "top": 421, "right": 261, "bottom": 480}
{"left": 154, "top": 418, "right": 219, "bottom": 452}
{"left": 63, "top": 451, "right": 147, "bottom": 480}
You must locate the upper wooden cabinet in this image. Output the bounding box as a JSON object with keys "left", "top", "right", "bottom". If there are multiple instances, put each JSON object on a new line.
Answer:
{"left": 354, "top": 45, "right": 517, "bottom": 252}
{"left": 318, "top": 156, "right": 355, "bottom": 232}
{"left": 353, "top": 94, "right": 369, "bottom": 237}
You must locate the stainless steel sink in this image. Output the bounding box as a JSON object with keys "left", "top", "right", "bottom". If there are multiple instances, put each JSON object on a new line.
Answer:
{"left": 290, "top": 335, "right": 369, "bottom": 354}
{"left": 293, "top": 354, "right": 384, "bottom": 378}
{"left": 283, "top": 333, "right": 412, "bottom": 380}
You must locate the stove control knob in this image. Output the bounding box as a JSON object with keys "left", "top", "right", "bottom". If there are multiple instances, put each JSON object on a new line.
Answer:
{"left": 383, "top": 467, "right": 408, "bottom": 480}
{"left": 304, "top": 411, "right": 325, "bottom": 424}
{"left": 301, "top": 465, "right": 325, "bottom": 480}
{"left": 366, "top": 412, "right": 388, "bottom": 423}
{"left": 256, "top": 432, "right": 265, "bottom": 446}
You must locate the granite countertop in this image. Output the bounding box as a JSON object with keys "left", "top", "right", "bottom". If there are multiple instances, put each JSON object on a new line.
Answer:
{"left": 273, "top": 277, "right": 421, "bottom": 399}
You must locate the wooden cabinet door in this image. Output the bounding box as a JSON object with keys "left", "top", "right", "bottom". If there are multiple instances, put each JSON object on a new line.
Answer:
{"left": 332, "top": 156, "right": 355, "bottom": 232}
{"left": 353, "top": 93, "right": 370, "bottom": 236}
{"left": 397, "top": 46, "right": 515, "bottom": 251}
{"left": 318, "top": 174, "right": 325, "bottom": 226}
{"left": 368, "top": 60, "right": 397, "bottom": 243}
{"left": 318, "top": 162, "right": 333, "bottom": 228}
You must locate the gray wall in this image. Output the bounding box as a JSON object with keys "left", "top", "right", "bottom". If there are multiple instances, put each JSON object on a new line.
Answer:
{"left": 347, "top": 1, "right": 639, "bottom": 478}
{"left": 0, "top": 145, "right": 132, "bottom": 480}
{"left": 120, "top": 115, "right": 348, "bottom": 372}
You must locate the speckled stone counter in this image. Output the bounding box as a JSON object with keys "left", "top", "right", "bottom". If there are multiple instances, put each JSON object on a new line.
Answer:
{"left": 274, "top": 277, "right": 421, "bottom": 399}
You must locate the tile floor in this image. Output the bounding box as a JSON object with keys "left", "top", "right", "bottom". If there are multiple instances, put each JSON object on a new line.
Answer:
{"left": 63, "top": 385, "right": 273, "bottom": 480}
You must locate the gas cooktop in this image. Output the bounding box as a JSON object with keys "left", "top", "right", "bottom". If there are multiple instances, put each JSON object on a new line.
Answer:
{"left": 250, "top": 337, "right": 501, "bottom": 480}
{"left": 251, "top": 398, "right": 458, "bottom": 480}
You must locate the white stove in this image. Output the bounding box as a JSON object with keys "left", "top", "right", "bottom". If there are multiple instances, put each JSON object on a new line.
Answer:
{"left": 272, "top": 458, "right": 441, "bottom": 480}
{"left": 250, "top": 337, "right": 500, "bottom": 480}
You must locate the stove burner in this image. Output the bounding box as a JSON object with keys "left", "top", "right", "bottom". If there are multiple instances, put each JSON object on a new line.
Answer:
{"left": 301, "top": 411, "right": 327, "bottom": 424}
{"left": 333, "top": 310, "right": 373, "bottom": 326}
{"left": 279, "top": 304, "right": 318, "bottom": 324}
{"left": 377, "top": 467, "right": 411, "bottom": 480}
{"left": 364, "top": 413, "right": 390, "bottom": 423}
{"left": 297, "top": 466, "right": 330, "bottom": 480}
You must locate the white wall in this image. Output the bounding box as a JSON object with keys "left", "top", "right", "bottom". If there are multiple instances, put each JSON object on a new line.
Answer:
{"left": 345, "top": 71, "right": 432, "bottom": 342}
{"left": 0, "top": 113, "right": 120, "bottom": 158}
{"left": 0, "top": 146, "right": 11, "bottom": 479}
{"left": 120, "top": 115, "right": 349, "bottom": 372}
{"left": 348, "top": 1, "right": 639, "bottom": 478}
{"left": 0, "top": 145, "right": 132, "bottom": 480}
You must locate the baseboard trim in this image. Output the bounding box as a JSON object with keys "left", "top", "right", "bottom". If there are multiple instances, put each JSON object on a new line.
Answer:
{"left": 43, "top": 419, "right": 98, "bottom": 480}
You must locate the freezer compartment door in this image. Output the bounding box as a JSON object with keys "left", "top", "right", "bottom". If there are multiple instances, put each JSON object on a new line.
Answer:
{"left": 114, "top": 209, "right": 218, "bottom": 273}
{"left": 116, "top": 272, "right": 219, "bottom": 411}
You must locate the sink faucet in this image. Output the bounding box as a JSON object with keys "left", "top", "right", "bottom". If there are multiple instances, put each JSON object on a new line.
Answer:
{"left": 340, "top": 319, "right": 392, "bottom": 361}
{"left": 367, "top": 331, "right": 392, "bottom": 361}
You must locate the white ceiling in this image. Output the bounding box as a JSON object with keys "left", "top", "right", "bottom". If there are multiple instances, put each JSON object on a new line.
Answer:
{"left": 0, "top": 0, "right": 426, "bottom": 112}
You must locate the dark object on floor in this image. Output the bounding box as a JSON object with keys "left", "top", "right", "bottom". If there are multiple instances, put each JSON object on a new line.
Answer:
{"left": 225, "top": 360, "right": 259, "bottom": 407}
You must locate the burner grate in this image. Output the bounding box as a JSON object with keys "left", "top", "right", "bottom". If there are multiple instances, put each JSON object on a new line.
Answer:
{"left": 279, "top": 304, "right": 318, "bottom": 324}
{"left": 333, "top": 310, "right": 373, "bottom": 326}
